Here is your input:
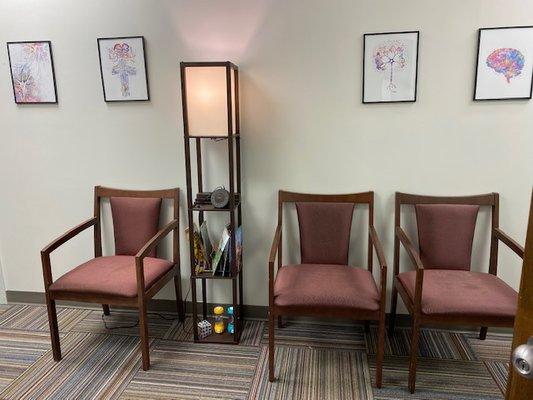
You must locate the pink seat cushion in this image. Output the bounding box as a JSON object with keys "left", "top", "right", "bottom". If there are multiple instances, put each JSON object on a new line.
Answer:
{"left": 296, "top": 202, "right": 355, "bottom": 265}
{"left": 274, "top": 264, "right": 380, "bottom": 313}
{"left": 415, "top": 204, "right": 479, "bottom": 270}
{"left": 397, "top": 270, "right": 517, "bottom": 318}
{"left": 110, "top": 197, "right": 162, "bottom": 257}
{"left": 49, "top": 256, "right": 174, "bottom": 297}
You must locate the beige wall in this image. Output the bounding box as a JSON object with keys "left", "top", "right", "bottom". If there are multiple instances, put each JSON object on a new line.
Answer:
{"left": 0, "top": 0, "right": 531, "bottom": 311}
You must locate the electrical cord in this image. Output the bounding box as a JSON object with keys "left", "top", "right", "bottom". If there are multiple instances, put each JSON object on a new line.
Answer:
{"left": 100, "top": 282, "right": 192, "bottom": 335}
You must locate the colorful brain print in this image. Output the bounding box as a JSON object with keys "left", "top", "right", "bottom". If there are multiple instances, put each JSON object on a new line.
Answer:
{"left": 486, "top": 48, "right": 525, "bottom": 83}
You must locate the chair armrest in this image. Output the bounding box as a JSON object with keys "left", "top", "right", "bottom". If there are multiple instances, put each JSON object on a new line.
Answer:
{"left": 136, "top": 219, "right": 179, "bottom": 261}
{"left": 494, "top": 228, "right": 524, "bottom": 259}
{"left": 396, "top": 226, "right": 424, "bottom": 312}
{"left": 40, "top": 217, "right": 97, "bottom": 288}
{"left": 134, "top": 219, "right": 178, "bottom": 293}
{"left": 269, "top": 225, "right": 282, "bottom": 266}
{"left": 268, "top": 225, "right": 282, "bottom": 307}
{"left": 369, "top": 225, "right": 387, "bottom": 307}
{"left": 41, "top": 217, "right": 97, "bottom": 255}
{"left": 369, "top": 225, "right": 387, "bottom": 270}
{"left": 395, "top": 226, "right": 424, "bottom": 271}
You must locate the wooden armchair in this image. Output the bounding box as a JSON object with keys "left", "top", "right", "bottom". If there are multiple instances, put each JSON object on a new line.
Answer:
{"left": 268, "top": 191, "right": 388, "bottom": 387}
{"left": 41, "top": 186, "right": 185, "bottom": 370}
{"left": 388, "top": 192, "right": 524, "bottom": 393}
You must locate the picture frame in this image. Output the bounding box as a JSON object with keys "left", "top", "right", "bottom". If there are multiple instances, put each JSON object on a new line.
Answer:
{"left": 474, "top": 26, "right": 533, "bottom": 101}
{"left": 363, "top": 31, "right": 419, "bottom": 104}
{"left": 7, "top": 40, "right": 58, "bottom": 104}
{"left": 97, "top": 36, "right": 150, "bottom": 102}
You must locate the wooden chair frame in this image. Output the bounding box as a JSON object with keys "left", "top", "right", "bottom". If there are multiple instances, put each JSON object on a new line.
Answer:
{"left": 268, "top": 190, "right": 388, "bottom": 387}
{"left": 41, "top": 186, "right": 185, "bottom": 371}
{"left": 388, "top": 192, "right": 525, "bottom": 393}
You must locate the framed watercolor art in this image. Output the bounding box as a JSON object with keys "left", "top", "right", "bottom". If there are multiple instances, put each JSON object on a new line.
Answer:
{"left": 97, "top": 36, "right": 150, "bottom": 102}
{"left": 363, "top": 31, "right": 419, "bottom": 104}
{"left": 7, "top": 41, "right": 58, "bottom": 104}
{"left": 474, "top": 26, "right": 533, "bottom": 101}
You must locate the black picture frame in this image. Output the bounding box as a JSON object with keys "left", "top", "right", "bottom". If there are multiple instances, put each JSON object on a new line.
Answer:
{"left": 97, "top": 36, "right": 150, "bottom": 102}
{"left": 6, "top": 40, "right": 58, "bottom": 104}
{"left": 474, "top": 26, "right": 533, "bottom": 101}
{"left": 362, "top": 30, "right": 420, "bottom": 104}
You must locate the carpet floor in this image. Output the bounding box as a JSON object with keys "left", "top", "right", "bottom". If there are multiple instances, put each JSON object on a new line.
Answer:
{"left": 0, "top": 303, "right": 511, "bottom": 400}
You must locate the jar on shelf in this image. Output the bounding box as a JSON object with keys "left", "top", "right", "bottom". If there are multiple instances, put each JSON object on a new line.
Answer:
{"left": 213, "top": 306, "right": 225, "bottom": 334}
{"left": 227, "top": 306, "right": 235, "bottom": 334}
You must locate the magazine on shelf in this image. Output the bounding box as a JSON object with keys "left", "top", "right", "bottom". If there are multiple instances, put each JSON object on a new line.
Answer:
{"left": 199, "top": 220, "right": 213, "bottom": 269}
{"left": 212, "top": 226, "right": 230, "bottom": 274}
{"left": 185, "top": 224, "right": 209, "bottom": 274}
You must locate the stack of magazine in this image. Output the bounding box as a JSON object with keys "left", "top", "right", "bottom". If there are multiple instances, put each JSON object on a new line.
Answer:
{"left": 190, "top": 221, "right": 242, "bottom": 277}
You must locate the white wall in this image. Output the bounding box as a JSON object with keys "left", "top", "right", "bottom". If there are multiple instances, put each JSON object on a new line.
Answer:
{"left": 0, "top": 0, "right": 531, "bottom": 311}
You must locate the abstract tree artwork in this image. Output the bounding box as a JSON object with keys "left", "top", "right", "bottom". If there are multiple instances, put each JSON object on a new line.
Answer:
{"left": 373, "top": 41, "right": 407, "bottom": 93}
{"left": 97, "top": 36, "right": 149, "bottom": 102}
{"left": 475, "top": 26, "right": 533, "bottom": 100}
{"left": 363, "top": 31, "right": 419, "bottom": 103}
{"left": 7, "top": 41, "right": 57, "bottom": 104}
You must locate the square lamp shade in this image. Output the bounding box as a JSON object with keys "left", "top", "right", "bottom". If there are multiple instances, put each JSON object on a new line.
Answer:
{"left": 180, "top": 62, "right": 239, "bottom": 137}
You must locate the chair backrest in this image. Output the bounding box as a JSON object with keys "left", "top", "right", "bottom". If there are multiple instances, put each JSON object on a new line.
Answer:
{"left": 278, "top": 191, "right": 374, "bottom": 267}
{"left": 395, "top": 192, "right": 499, "bottom": 273}
{"left": 415, "top": 204, "right": 479, "bottom": 270}
{"left": 93, "top": 186, "right": 179, "bottom": 259}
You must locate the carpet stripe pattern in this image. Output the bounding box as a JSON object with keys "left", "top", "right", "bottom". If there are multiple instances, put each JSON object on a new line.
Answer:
{"left": 261, "top": 320, "right": 366, "bottom": 350}
{"left": 366, "top": 326, "right": 477, "bottom": 360}
{"left": 120, "top": 341, "right": 260, "bottom": 400}
{"left": 0, "top": 328, "right": 53, "bottom": 392}
{"left": 0, "top": 331, "right": 144, "bottom": 400}
{"left": 0, "top": 304, "right": 514, "bottom": 399}
{"left": 250, "top": 345, "right": 373, "bottom": 400}
{"left": 0, "top": 304, "right": 90, "bottom": 332}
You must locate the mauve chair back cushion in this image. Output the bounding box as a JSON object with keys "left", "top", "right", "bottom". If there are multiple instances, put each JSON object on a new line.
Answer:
{"left": 110, "top": 197, "right": 162, "bottom": 257}
{"left": 415, "top": 204, "right": 480, "bottom": 270}
{"left": 296, "top": 202, "right": 355, "bottom": 265}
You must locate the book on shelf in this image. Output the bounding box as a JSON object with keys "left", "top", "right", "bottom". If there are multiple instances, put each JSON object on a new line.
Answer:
{"left": 212, "top": 226, "right": 230, "bottom": 274}
{"left": 187, "top": 221, "right": 243, "bottom": 277}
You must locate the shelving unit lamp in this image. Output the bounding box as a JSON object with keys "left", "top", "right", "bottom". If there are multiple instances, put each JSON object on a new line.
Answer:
{"left": 180, "top": 61, "right": 243, "bottom": 344}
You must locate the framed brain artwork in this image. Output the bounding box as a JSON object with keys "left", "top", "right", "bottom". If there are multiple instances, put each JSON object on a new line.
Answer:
{"left": 97, "top": 36, "right": 149, "bottom": 102}
{"left": 474, "top": 26, "right": 533, "bottom": 101}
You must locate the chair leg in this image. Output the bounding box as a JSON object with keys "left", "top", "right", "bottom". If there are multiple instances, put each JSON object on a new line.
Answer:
{"left": 174, "top": 275, "right": 185, "bottom": 322}
{"left": 388, "top": 286, "right": 398, "bottom": 335}
{"left": 408, "top": 318, "right": 421, "bottom": 393}
{"left": 269, "top": 310, "right": 275, "bottom": 382}
{"left": 102, "top": 304, "right": 110, "bottom": 316}
{"left": 364, "top": 321, "right": 370, "bottom": 333}
{"left": 479, "top": 327, "right": 488, "bottom": 340}
{"left": 375, "top": 315, "right": 386, "bottom": 389}
{"left": 46, "top": 297, "right": 61, "bottom": 361}
{"left": 277, "top": 315, "right": 283, "bottom": 329}
{"left": 138, "top": 301, "right": 150, "bottom": 371}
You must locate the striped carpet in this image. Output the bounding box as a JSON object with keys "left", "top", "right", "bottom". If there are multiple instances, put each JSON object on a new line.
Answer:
{"left": 0, "top": 304, "right": 513, "bottom": 399}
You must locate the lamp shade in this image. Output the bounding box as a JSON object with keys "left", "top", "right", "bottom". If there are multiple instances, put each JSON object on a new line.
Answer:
{"left": 180, "top": 62, "right": 238, "bottom": 137}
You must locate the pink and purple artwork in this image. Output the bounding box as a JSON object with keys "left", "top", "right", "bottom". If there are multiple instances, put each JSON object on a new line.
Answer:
{"left": 474, "top": 26, "right": 533, "bottom": 100}
{"left": 486, "top": 48, "right": 525, "bottom": 83}
{"left": 373, "top": 41, "right": 407, "bottom": 93}
{"left": 7, "top": 41, "right": 57, "bottom": 104}
{"left": 108, "top": 43, "right": 137, "bottom": 97}
{"left": 98, "top": 36, "right": 149, "bottom": 102}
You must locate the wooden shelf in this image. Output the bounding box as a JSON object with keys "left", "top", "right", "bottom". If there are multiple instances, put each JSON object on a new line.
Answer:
{"left": 193, "top": 266, "right": 242, "bottom": 280}
{"left": 191, "top": 202, "right": 240, "bottom": 212}
{"left": 194, "top": 317, "right": 242, "bottom": 344}
{"left": 186, "top": 134, "right": 240, "bottom": 140}
{"left": 182, "top": 61, "right": 243, "bottom": 344}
